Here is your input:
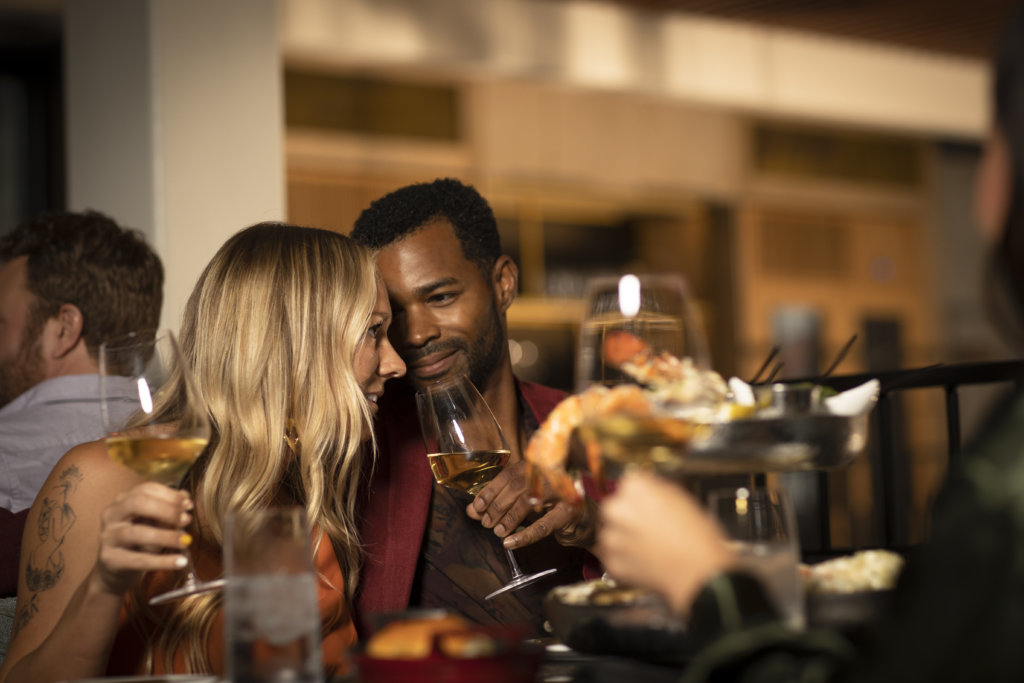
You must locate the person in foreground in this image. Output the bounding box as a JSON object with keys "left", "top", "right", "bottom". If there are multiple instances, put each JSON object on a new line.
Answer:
{"left": 0, "top": 210, "right": 163, "bottom": 597}
{"left": 597, "top": 9, "right": 1024, "bottom": 682}
{"left": 350, "top": 178, "right": 597, "bottom": 634}
{"left": 0, "top": 223, "right": 405, "bottom": 682}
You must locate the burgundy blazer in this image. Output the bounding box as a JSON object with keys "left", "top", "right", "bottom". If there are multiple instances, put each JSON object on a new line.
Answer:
{"left": 1, "top": 508, "right": 29, "bottom": 596}
{"left": 354, "top": 378, "right": 570, "bottom": 635}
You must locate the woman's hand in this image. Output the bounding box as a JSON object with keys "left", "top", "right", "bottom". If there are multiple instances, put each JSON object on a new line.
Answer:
{"left": 597, "top": 471, "right": 735, "bottom": 614}
{"left": 93, "top": 481, "right": 194, "bottom": 596}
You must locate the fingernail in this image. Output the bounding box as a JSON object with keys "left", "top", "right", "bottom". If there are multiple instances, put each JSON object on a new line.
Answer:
{"left": 182, "top": 498, "right": 194, "bottom": 511}
{"left": 503, "top": 536, "right": 516, "bottom": 549}
{"left": 179, "top": 512, "right": 191, "bottom": 526}
{"left": 174, "top": 555, "right": 189, "bottom": 568}
{"left": 495, "top": 524, "right": 506, "bottom": 536}
{"left": 179, "top": 533, "right": 193, "bottom": 547}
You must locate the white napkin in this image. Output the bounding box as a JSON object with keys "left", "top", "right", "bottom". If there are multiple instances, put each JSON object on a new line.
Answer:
{"left": 824, "top": 379, "right": 880, "bottom": 417}
{"left": 728, "top": 376, "right": 757, "bottom": 406}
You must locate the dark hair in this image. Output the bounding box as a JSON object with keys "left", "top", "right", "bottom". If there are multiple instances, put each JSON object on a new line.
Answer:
{"left": 0, "top": 210, "right": 164, "bottom": 359}
{"left": 986, "top": 7, "right": 1024, "bottom": 345}
{"left": 350, "top": 178, "right": 501, "bottom": 275}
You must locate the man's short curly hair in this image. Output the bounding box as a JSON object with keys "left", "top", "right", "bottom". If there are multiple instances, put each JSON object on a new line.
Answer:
{"left": 350, "top": 178, "right": 500, "bottom": 275}
{"left": 0, "top": 210, "right": 163, "bottom": 359}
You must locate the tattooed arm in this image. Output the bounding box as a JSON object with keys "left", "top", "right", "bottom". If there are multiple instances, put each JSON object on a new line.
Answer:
{"left": 0, "top": 441, "right": 193, "bottom": 683}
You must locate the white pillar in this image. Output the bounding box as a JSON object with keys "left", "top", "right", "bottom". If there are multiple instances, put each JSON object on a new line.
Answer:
{"left": 64, "top": 0, "right": 284, "bottom": 330}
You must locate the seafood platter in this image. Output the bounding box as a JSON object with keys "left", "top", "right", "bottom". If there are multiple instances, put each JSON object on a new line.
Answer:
{"left": 681, "top": 378, "right": 876, "bottom": 474}
{"left": 526, "top": 331, "right": 880, "bottom": 497}
{"left": 542, "top": 576, "right": 690, "bottom": 663}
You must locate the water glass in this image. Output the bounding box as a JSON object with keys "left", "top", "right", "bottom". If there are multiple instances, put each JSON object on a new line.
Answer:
{"left": 707, "top": 486, "right": 805, "bottom": 630}
{"left": 224, "top": 507, "right": 323, "bottom": 683}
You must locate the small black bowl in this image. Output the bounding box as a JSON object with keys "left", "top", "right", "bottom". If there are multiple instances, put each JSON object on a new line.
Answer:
{"left": 543, "top": 584, "right": 691, "bottom": 664}
{"left": 806, "top": 589, "right": 895, "bottom": 633}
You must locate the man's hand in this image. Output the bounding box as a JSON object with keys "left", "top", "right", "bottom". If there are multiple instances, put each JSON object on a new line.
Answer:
{"left": 465, "top": 460, "right": 596, "bottom": 550}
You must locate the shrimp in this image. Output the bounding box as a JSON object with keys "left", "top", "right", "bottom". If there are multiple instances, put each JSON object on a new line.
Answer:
{"left": 604, "top": 330, "right": 727, "bottom": 405}
{"left": 604, "top": 330, "right": 689, "bottom": 387}
{"left": 525, "top": 330, "right": 727, "bottom": 506}
{"left": 525, "top": 383, "right": 653, "bottom": 504}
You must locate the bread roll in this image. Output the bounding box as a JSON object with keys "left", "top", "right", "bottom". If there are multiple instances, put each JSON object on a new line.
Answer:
{"left": 366, "top": 613, "right": 496, "bottom": 659}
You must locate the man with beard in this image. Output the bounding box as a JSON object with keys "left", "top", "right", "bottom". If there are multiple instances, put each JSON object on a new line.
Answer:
{"left": 0, "top": 210, "right": 163, "bottom": 597}
{"left": 350, "top": 178, "right": 597, "bottom": 634}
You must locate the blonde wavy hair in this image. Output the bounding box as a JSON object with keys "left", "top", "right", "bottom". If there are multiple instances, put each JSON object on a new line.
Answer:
{"left": 128, "top": 222, "right": 378, "bottom": 673}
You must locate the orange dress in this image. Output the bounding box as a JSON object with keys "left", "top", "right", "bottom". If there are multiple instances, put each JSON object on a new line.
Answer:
{"left": 106, "top": 530, "right": 357, "bottom": 677}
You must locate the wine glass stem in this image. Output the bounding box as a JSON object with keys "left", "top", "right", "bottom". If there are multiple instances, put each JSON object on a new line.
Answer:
{"left": 182, "top": 554, "right": 200, "bottom": 587}
{"left": 174, "top": 480, "right": 199, "bottom": 587}
{"left": 504, "top": 547, "right": 524, "bottom": 580}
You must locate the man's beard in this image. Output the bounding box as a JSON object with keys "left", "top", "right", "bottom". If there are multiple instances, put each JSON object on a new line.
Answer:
{"left": 403, "top": 303, "right": 505, "bottom": 394}
{"left": 466, "top": 302, "right": 505, "bottom": 393}
{"left": 0, "top": 327, "right": 47, "bottom": 409}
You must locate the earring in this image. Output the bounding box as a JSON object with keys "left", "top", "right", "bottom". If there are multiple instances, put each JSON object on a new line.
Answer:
{"left": 283, "top": 419, "right": 301, "bottom": 457}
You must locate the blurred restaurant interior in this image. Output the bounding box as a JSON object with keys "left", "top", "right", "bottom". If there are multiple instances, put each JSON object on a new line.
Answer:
{"left": 1, "top": 0, "right": 1021, "bottom": 550}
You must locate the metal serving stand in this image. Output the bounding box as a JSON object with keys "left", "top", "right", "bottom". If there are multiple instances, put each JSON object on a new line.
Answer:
{"left": 793, "top": 361, "right": 1024, "bottom": 553}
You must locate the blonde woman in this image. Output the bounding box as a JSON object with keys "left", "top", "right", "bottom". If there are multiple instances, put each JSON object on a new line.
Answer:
{"left": 0, "top": 223, "right": 406, "bottom": 681}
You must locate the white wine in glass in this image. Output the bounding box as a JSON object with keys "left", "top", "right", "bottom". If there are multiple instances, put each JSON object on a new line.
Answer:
{"left": 427, "top": 449, "right": 509, "bottom": 495}
{"left": 416, "top": 375, "right": 557, "bottom": 600}
{"left": 105, "top": 435, "right": 210, "bottom": 487}
{"left": 99, "top": 329, "right": 220, "bottom": 605}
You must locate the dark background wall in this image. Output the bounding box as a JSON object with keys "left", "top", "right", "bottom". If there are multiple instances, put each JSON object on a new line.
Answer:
{"left": 0, "top": 7, "right": 63, "bottom": 232}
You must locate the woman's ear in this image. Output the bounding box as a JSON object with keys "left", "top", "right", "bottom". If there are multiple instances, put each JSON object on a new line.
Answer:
{"left": 492, "top": 255, "right": 519, "bottom": 314}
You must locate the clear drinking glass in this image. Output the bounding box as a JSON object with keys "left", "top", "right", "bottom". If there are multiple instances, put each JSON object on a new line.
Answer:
{"left": 224, "top": 507, "right": 323, "bottom": 683}
{"left": 575, "top": 273, "right": 713, "bottom": 481}
{"left": 99, "top": 328, "right": 220, "bottom": 604}
{"left": 707, "top": 486, "right": 805, "bottom": 630}
{"left": 416, "top": 375, "right": 557, "bottom": 600}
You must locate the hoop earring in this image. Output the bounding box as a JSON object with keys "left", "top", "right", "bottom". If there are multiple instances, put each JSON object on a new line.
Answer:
{"left": 283, "top": 419, "right": 301, "bottom": 458}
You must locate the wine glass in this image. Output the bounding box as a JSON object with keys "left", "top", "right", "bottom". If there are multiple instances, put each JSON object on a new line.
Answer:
{"left": 707, "top": 486, "right": 805, "bottom": 630}
{"left": 415, "top": 375, "right": 558, "bottom": 600}
{"left": 99, "top": 328, "right": 221, "bottom": 605}
{"left": 575, "top": 273, "right": 714, "bottom": 482}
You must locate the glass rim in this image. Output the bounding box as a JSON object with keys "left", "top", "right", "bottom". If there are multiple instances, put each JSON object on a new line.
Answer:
{"left": 580, "top": 271, "right": 692, "bottom": 293}
{"left": 413, "top": 373, "right": 480, "bottom": 395}
{"left": 99, "top": 327, "right": 175, "bottom": 353}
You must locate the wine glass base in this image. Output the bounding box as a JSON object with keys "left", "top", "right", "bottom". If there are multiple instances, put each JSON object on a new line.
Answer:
{"left": 484, "top": 567, "right": 558, "bottom": 600}
{"left": 148, "top": 577, "right": 227, "bottom": 605}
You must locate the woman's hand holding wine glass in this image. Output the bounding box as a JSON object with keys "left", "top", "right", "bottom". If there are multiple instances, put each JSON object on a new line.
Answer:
{"left": 93, "top": 481, "right": 195, "bottom": 596}
{"left": 99, "top": 328, "right": 219, "bottom": 604}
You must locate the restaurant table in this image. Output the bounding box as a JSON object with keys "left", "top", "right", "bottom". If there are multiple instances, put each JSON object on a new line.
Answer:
{"left": 536, "top": 642, "right": 685, "bottom": 682}
{"left": 57, "top": 677, "right": 219, "bottom": 683}
{"left": 332, "top": 638, "right": 688, "bottom": 682}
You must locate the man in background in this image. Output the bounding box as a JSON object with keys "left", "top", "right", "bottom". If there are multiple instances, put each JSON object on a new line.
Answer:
{"left": 351, "top": 178, "right": 596, "bottom": 635}
{"left": 0, "top": 210, "right": 164, "bottom": 597}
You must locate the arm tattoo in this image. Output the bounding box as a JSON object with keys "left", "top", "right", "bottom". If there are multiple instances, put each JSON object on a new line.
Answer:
{"left": 10, "top": 593, "right": 37, "bottom": 639}
{"left": 14, "top": 466, "right": 83, "bottom": 634}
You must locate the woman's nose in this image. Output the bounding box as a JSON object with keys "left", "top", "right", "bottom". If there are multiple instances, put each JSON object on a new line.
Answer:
{"left": 381, "top": 338, "right": 406, "bottom": 379}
